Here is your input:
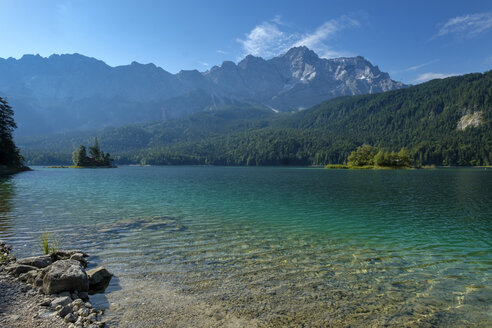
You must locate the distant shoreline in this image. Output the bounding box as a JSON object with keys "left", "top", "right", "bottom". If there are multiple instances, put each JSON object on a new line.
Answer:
{"left": 46, "top": 165, "right": 117, "bottom": 169}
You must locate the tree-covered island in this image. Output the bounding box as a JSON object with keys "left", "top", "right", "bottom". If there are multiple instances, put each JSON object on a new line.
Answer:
{"left": 72, "top": 138, "right": 114, "bottom": 168}
{"left": 325, "top": 145, "right": 413, "bottom": 169}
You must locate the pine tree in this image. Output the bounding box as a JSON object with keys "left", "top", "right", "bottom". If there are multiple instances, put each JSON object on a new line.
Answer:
{"left": 89, "top": 137, "right": 101, "bottom": 163}
{"left": 0, "top": 97, "right": 24, "bottom": 167}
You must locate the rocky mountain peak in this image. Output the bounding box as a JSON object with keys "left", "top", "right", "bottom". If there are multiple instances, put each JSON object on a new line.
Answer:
{"left": 283, "top": 46, "right": 319, "bottom": 61}
{"left": 0, "top": 47, "right": 406, "bottom": 135}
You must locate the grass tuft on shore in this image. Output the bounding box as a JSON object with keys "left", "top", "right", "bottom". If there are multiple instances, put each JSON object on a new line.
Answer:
{"left": 41, "top": 231, "right": 59, "bottom": 255}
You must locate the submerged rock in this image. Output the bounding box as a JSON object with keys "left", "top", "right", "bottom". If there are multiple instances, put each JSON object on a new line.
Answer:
{"left": 42, "top": 259, "right": 89, "bottom": 294}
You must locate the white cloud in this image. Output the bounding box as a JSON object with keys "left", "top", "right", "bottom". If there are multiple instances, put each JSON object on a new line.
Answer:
{"left": 237, "top": 15, "right": 359, "bottom": 59}
{"left": 434, "top": 12, "right": 492, "bottom": 39}
{"left": 391, "top": 59, "right": 439, "bottom": 75}
{"left": 403, "top": 60, "right": 439, "bottom": 72}
{"left": 413, "top": 72, "right": 457, "bottom": 83}
{"left": 271, "top": 15, "right": 287, "bottom": 26}
{"left": 200, "top": 62, "right": 209, "bottom": 67}
{"left": 293, "top": 16, "right": 359, "bottom": 58}
{"left": 217, "top": 50, "right": 228, "bottom": 55}
{"left": 236, "top": 22, "right": 295, "bottom": 58}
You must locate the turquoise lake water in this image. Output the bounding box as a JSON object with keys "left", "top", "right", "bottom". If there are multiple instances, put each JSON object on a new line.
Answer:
{"left": 0, "top": 166, "right": 491, "bottom": 327}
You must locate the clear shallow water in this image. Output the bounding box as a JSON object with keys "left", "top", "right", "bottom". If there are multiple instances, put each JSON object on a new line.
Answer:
{"left": 0, "top": 166, "right": 491, "bottom": 327}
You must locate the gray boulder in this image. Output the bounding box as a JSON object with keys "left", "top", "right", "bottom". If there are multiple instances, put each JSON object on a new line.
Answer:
{"left": 5, "top": 263, "right": 38, "bottom": 275}
{"left": 86, "top": 267, "right": 113, "bottom": 292}
{"left": 17, "top": 255, "right": 52, "bottom": 268}
{"left": 43, "top": 259, "right": 89, "bottom": 294}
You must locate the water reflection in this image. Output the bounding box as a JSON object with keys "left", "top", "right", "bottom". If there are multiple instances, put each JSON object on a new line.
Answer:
{"left": 0, "top": 176, "right": 15, "bottom": 238}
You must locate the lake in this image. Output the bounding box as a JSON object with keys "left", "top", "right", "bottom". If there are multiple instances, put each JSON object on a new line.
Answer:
{"left": 0, "top": 166, "right": 491, "bottom": 327}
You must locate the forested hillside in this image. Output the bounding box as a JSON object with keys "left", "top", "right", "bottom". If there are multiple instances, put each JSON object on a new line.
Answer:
{"left": 19, "top": 71, "right": 491, "bottom": 166}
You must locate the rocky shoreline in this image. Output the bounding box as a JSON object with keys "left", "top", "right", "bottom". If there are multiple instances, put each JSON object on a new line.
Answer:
{"left": 1, "top": 241, "right": 112, "bottom": 328}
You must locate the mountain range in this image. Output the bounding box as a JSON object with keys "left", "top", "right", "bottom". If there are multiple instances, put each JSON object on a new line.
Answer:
{"left": 18, "top": 71, "right": 491, "bottom": 166}
{"left": 0, "top": 46, "right": 405, "bottom": 136}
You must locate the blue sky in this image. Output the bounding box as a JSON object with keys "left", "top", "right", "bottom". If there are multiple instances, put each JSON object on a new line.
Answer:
{"left": 1, "top": 0, "right": 491, "bottom": 84}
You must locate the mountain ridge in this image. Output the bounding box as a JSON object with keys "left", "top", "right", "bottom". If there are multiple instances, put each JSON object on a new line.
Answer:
{"left": 18, "top": 71, "right": 491, "bottom": 167}
{"left": 0, "top": 47, "right": 405, "bottom": 136}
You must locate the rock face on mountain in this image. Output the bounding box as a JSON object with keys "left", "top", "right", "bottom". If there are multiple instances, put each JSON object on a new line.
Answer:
{"left": 0, "top": 47, "right": 405, "bottom": 136}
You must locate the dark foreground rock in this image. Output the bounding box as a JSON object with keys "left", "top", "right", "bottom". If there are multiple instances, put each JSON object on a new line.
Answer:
{"left": 0, "top": 241, "right": 110, "bottom": 328}
{"left": 0, "top": 269, "right": 67, "bottom": 328}
{"left": 87, "top": 267, "right": 113, "bottom": 293}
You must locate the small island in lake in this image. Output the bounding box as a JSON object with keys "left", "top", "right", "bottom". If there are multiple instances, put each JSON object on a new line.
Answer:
{"left": 325, "top": 144, "right": 414, "bottom": 169}
{"left": 72, "top": 138, "right": 115, "bottom": 168}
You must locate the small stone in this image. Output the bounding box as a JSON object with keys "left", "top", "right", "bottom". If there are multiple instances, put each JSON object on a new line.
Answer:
{"left": 78, "top": 307, "right": 90, "bottom": 317}
{"left": 51, "top": 296, "right": 72, "bottom": 308}
{"left": 59, "top": 291, "right": 73, "bottom": 299}
{"left": 75, "top": 316, "right": 84, "bottom": 327}
{"left": 87, "top": 313, "right": 97, "bottom": 322}
{"left": 71, "top": 299, "right": 85, "bottom": 307}
{"left": 9, "top": 314, "right": 20, "bottom": 321}
{"left": 85, "top": 302, "right": 92, "bottom": 308}
{"left": 59, "top": 305, "right": 72, "bottom": 317}
{"left": 37, "top": 309, "right": 58, "bottom": 318}
{"left": 70, "top": 253, "right": 84, "bottom": 261}
{"left": 51, "top": 250, "right": 89, "bottom": 262}
{"left": 64, "top": 313, "right": 77, "bottom": 323}
{"left": 40, "top": 298, "right": 52, "bottom": 307}
{"left": 71, "top": 252, "right": 83, "bottom": 259}
{"left": 78, "top": 291, "right": 89, "bottom": 300}
{"left": 55, "top": 305, "right": 62, "bottom": 311}
{"left": 19, "top": 272, "right": 30, "bottom": 281}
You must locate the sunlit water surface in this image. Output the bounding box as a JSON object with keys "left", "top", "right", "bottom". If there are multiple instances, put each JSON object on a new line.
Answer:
{"left": 0, "top": 166, "right": 491, "bottom": 327}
